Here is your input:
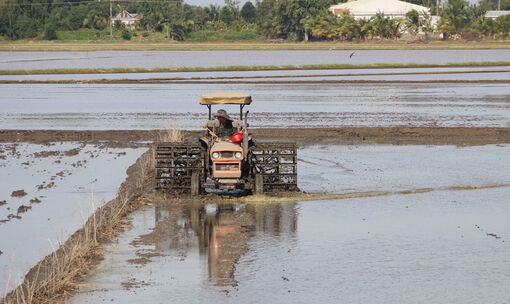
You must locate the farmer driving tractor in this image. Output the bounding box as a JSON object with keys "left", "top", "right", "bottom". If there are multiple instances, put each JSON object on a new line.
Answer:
{"left": 155, "top": 92, "right": 298, "bottom": 194}
{"left": 214, "top": 109, "right": 235, "bottom": 138}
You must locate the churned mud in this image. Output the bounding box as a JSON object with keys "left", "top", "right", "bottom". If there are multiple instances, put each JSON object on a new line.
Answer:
{"left": 1, "top": 127, "right": 509, "bottom": 147}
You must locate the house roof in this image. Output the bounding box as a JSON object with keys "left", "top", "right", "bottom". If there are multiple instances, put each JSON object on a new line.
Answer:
{"left": 330, "top": 0, "right": 430, "bottom": 17}
{"left": 485, "top": 10, "right": 510, "bottom": 18}
{"left": 113, "top": 10, "right": 141, "bottom": 20}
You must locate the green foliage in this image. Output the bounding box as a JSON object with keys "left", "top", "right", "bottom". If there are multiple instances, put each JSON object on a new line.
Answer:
{"left": 114, "top": 20, "right": 125, "bottom": 30}
{"left": 479, "top": 0, "right": 510, "bottom": 10}
{"left": 439, "top": 0, "right": 469, "bottom": 37}
{"left": 405, "top": 9, "right": 421, "bottom": 35}
{"left": 220, "top": 6, "right": 235, "bottom": 24}
{"left": 44, "top": 21, "right": 57, "bottom": 40}
{"left": 241, "top": 1, "right": 256, "bottom": 23}
{"left": 0, "top": 0, "right": 508, "bottom": 42}
{"left": 303, "top": 11, "right": 359, "bottom": 40}
{"left": 121, "top": 28, "right": 132, "bottom": 40}
{"left": 56, "top": 30, "right": 107, "bottom": 41}
{"left": 189, "top": 29, "right": 262, "bottom": 41}
{"left": 267, "top": 0, "right": 337, "bottom": 40}
{"left": 11, "top": 15, "right": 40, "bottom": 39}
{"left": 493, "top": 14, "right": 510, "bottom": 38}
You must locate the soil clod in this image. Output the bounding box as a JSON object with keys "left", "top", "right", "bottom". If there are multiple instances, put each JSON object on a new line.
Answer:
{"left": 11, "top": 190, "right": 27, "bottom": 197}
{"left": 17, "top": 205, "right": 32, "bottom": 214}
{"left": 30, "top": 198, "right": 42, "bottom": 204}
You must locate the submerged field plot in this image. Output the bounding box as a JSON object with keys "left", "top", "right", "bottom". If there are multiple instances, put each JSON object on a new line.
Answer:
{"left": 1, "top": 51, "right": 510, "bottom": 302}
{"left": 70, "top": 144, "right": 510, "bottom": 304}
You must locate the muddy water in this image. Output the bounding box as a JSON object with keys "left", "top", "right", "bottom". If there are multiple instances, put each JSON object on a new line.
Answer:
{"left": 71, "top": 144, "right": 510, "bottom": 304}
{"left": 1, "top": 82, "right": 509, "bottom": 129}
{"left": 0, "top": 143, "right": 145, "bottom": 293}
{"left": 1, "top": 50, "right": 509, "bottom": 70}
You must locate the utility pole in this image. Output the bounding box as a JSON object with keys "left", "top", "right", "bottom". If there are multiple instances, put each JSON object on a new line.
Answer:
{"left": 498, "top": 0, "right": 501, "bottom": 10}
{"left": 109, "top": 0, "right": 113, "bottom": 40}
{"left": 436, "top": 0, "right": 439, "bottom": 16}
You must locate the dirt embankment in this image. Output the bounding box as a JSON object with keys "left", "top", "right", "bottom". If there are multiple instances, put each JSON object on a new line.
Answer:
{"left": 1, "top": 127, "right": 509, "bottom": 146}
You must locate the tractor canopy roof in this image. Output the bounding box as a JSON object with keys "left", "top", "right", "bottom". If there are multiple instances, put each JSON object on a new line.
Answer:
{"left": 199, "top": 92, "right": 252, "bottom": 105}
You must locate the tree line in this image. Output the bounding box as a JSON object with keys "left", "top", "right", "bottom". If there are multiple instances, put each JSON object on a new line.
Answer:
{"left": 0, "top": 0, "right": 508, "bottom": 41}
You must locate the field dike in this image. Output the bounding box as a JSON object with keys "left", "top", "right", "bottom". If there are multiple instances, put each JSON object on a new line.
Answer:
{"left": 1, "top": 62, "right": 509, "bottom": 76}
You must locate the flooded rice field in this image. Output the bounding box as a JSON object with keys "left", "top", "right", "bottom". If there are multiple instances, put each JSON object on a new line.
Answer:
{"left": 1, "top": 48, "right": 510, "bottom": 302}
{"left": 0, "top": 142, "right": 145, "bottom": 293}
{"left": 71, "top": 144, "right": 510, "bottom": 304}
{"left": 1, "top": 81, "right": 509, "bottom": 130}
{"left": 1, "top": 49, "right": 510, "bottom": 70}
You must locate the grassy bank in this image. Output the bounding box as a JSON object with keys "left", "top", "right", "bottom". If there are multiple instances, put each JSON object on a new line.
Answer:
{"left": 1, "top": 61, "right": 509, "bottom": 76}
{"left": 0, "top": 40, "right": 509, "bottom": 51}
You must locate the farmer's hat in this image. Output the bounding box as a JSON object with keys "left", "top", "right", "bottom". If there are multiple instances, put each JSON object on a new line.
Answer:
{"left": 214, "top": 109, "right": 231, "bottom": 120}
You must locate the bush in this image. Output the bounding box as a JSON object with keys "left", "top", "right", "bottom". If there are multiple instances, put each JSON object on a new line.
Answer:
{"left": 44, "top": 22, "right": 58, "bottom": 40}
{"left": 55, "top": 29, "right": 108, "bottom": 40}
{"left": 121, "top": 28, "right": 132, "bottom": 40}
{"left": 188, "top": 29, "right": 262, "bottom": 41}
{"left": 114, "top": 20, "right": 125, "bottom": 30}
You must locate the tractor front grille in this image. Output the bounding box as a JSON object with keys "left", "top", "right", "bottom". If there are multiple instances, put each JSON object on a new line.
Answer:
{"left": 215, "top": 163, "right": 240, "bottom": 171}
{"left": 219, "top": 151, "right": 235, "bottom": 159}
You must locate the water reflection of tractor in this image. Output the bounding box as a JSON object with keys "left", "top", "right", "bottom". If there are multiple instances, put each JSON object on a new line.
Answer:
{"left": 155, "top": 92, "right": 298, "bottom": 195}
{"left": 154, "top": 202, "right": 297, "bottom": 285}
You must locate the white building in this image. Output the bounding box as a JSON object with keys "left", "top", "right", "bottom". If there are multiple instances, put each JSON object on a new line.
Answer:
{"left": 112, "top": 10, "right": 141, "bottom": 29}
{"left": 485, "top": 10, "right": 510, "bottom": 19}
{"left": 329, "top": 0, "right": 430, "bottom": 19}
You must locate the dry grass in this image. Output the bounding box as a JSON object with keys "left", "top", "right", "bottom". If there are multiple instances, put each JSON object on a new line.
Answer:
{"left": 1, "top": 149, "right": 155, "bottom": 304}
{"left": 156, "top": 121, "right": 183, "bottom": 143}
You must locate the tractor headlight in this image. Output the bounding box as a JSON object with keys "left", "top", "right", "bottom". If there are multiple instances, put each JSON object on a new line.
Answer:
{"left": 235, "top": 152, "right": 243, "bottom": 159}
{"left": 212, "top": 152, "right": 220, "bottom": 159}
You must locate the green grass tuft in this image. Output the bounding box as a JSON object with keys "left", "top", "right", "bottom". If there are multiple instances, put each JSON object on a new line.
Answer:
{"left": 1, "top": 61, "right": 509, "bottom": 75}
{"left": 188, "top": 30, "right": 263, "bottom": 41}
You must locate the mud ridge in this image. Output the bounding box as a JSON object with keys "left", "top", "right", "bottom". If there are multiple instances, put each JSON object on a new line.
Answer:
{"left": 2, "top": 79, "right": 510, "bottom": 85}
{"left": 1, "top": 127, "right": 509, "bottom": 146}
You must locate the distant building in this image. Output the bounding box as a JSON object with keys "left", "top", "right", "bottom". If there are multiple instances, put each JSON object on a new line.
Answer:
{"left": 112, "top": 10, "right": 141, "bottom": 29}
{"left": 329, "top": 0, "right": 430, "bottom": 19}
{"left": 485, "top": 10, "right": 510, "bottom": 19}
